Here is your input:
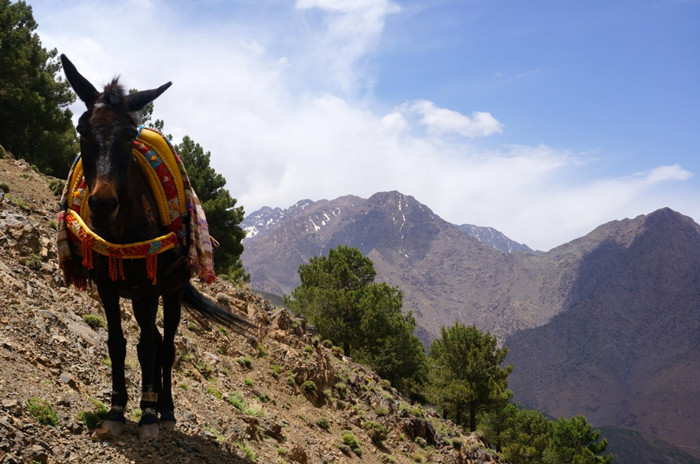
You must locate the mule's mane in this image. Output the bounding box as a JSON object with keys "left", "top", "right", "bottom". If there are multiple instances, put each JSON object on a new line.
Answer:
{"left": 100, "top": 78, "right": 126, "bottom": 108}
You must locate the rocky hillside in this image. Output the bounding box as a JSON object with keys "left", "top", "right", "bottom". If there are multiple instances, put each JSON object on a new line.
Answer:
{"left": 0, "top": 158, "right": 502, "bottom": 463}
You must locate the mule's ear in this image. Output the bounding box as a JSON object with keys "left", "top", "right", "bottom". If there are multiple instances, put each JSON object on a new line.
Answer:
{"left": 61, "top": 54, "right": 99, "bottom": 107}
{"left": 125, "top": 82, "right": 172, "bottom": 112}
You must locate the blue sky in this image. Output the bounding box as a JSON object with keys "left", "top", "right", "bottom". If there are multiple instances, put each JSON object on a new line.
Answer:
{"left": 29, "top": 0, "right": 700, "bottom": 250}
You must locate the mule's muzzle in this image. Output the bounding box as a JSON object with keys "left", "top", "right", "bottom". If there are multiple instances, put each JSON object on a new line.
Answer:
{"left": 88, "top": 195, "right": 119, "bottom": 228}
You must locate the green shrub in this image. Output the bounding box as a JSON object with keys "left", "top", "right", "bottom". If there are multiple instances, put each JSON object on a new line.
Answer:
{"left": 271, "top": 365, "right": 281, "bottom": 379}
{"left": 196, "top": 362, "right": 215, "bottom": 379}
{"left": 48, "top": 178, "right": 65, "bottom": 196}
{"left": 332, "top": 346, "right": 344, "bottom": 357}
{"left": 215, "top": 292, "right": 230, "bottom": 305}
{"left": 206, "top": 385, "right": 223, "bottom": 399}
{"left": 227, "top": 391, "right": 246, "bottom": 411}
{"left": 341, "top": 431, "right": 362, "bottom": 457}
{"left": 5, "top": 193, "right": 28, "bottom": 210}
{"left": 334, "top": 382, "right": 348, "bottom": 398}
{"left": 77, "top": 398, "right": 109, "bottom": 430}
{"left": 22, "top": 253, "right": 41, "bottom": 270}
{"left": 374, "top": 404, "right": 389, "bottom": 417}
{"left": 316, "top": 417, "right": 330, "bottom": 430}
{"left": 227, "top": 391, "right": 260, "bottom": 416}
{"left": 27, "top": 398, "right": 58, "bottom": 426}
{"left": 235, "top": 441, "right": 256, "bottom": 461}
{"left": 129, "top": 408, "right": 142, "bottom": 421}
{"left": 82, "top": 314, "right": 106, "bottom": 330}
{"left": 237, "top": 356, "right": 252, "bottom": 368}
{"left": 301, "top": 380, "right": 317, "bottom": 395}
{"left": 364, "top": 420, "right": 389, "bottom": 444}
{"left": 399, "top": 402, "right": 425, "bottom": 418}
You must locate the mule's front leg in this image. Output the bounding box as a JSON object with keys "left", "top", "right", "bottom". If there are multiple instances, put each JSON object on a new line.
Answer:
{"left": 132, "top": 290, "right": 161, "bottom": 440}
{"left": 95, "top": 284, "right": 128, "bottom": 438}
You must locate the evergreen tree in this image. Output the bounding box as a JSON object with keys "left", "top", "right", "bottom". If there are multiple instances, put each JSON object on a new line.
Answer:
{"left": 0, "top": 0, "right": 77, "bottom": 176}
{"left": 480, "top": 404, "right": 612, "bottom": 464}
{"left": 355, "top": 283, "right": 427, "bottom": 394}
{"left": 479, "top": 402, "right": 518, "bottom": 453}
{"left": 427, "top": 322, "right": 512, "bottom": 431}
{"left": 286, "top": 246, "right": 426, "bottom": 395}
{"left": 501, "top": 407, "right": 552, "bottom": 464}
{"left": 543, "top": 416, "right": 612, "bottom": 464}
{"left": 286, "top": 246, "right": 375, "bottom": 355}
{"left": 175, "top": 136, "right": 247, "bottom": 281}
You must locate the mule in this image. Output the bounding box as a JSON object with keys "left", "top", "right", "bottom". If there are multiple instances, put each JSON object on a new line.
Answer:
{"left": 59, "top": 54, "right": 248, "bottom": 440}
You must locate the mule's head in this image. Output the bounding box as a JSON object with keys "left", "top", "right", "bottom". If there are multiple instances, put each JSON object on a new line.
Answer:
{"left": 61, "top": 54, "right": 171, "bottom": 230}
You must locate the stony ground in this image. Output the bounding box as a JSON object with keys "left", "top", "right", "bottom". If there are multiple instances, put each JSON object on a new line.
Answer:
{"left": 0, "top": 157, "right": 505, "bottom": 464}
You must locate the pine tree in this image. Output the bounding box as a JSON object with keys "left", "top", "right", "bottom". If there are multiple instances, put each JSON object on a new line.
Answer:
{"left": 543, "top": 416, "right": 612, "bottom": 464}
{"left": 286, "top": 246, "right": 426, "bottom": 395}
{"left": 0, "top": 0, "right": 77, "bottom": 176}
{"left": 427, "top": 322, "right": 512, "bottom": 431}
{"left": 501, "top": 407, "right": 552, "bottom": 463}
{"left": 286, "top": 246, "right": 375, "bottom": 355}
{"left": 355, "top": 283, "right": 427, "bottom": 393}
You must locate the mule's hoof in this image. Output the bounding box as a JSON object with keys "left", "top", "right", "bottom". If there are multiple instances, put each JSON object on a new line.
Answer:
{"left": 160, "top": 419, "right": 176, "bottom": 431}
{"left": 139, "top": 422, "right": 160, "bottom": 441}
{"left": 160, "top": 410, "right": 176, "bottom": 428}
{"left": 93, "top": 420, "right": 125, "bottom": 440}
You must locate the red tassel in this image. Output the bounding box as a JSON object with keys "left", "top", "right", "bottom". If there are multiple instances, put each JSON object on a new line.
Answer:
{"left": 81, "top": 235, "right": 94, "bottom": 269}
{"left": 146, "top": 253, "right": 158, "bottom": 285}
{"left": 108, "top": 249, "right": 125, "bottom": 282}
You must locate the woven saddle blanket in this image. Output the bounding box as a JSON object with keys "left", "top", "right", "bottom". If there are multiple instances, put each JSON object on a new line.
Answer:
{"left": 57, "top": 127, "right": 216, "bottom": 287}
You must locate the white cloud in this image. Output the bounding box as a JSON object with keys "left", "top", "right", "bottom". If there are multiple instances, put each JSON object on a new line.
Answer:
{"left": 31, "top": 0, "right": 697, "bottom": 251}
{"left": 293, "top": 0, "right": 400, "bottom": 95}
{"left": 399, "top": 100, "right": 504, "bottom": 138}
{"left": 641, "top": 165, "right": 692, "bottom": 184}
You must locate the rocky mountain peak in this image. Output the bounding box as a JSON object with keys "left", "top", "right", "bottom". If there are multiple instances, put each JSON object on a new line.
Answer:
{"left": 458, "top": 224, "right": 536, "bottom": 254}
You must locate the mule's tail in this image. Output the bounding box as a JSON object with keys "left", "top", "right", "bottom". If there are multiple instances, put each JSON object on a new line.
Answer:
{"left": 183, "top": 283, "right": 253, "bottom": 330}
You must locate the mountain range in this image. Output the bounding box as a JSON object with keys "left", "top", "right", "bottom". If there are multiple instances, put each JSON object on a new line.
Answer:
{"left": 241, "top": 191, "right": 700, "bottom": 460}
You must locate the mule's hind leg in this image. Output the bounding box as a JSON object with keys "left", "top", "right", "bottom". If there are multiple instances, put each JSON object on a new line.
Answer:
{"left": 132, "top": 289, "right": 161, "bottom": 440}
{"left": 95, "top": 284, "right": 127, "bottom": 437}
{"left": 158, "top": 288, "right": 183, "bottom": 428}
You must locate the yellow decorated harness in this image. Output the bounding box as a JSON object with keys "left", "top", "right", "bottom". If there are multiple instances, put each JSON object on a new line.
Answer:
{"left": 58, "top": 127, "right": 216, "bottom": 287}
